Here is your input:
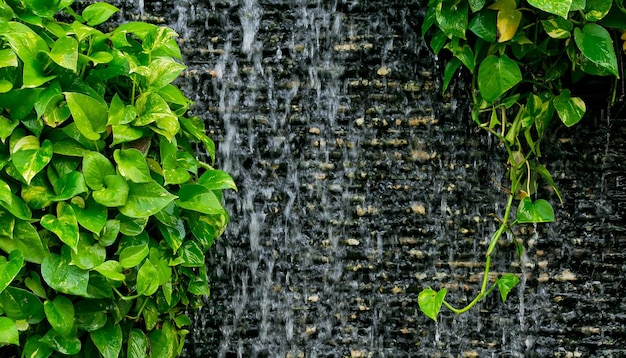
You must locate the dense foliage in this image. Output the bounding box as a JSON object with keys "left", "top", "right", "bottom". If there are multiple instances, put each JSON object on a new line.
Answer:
{"left": 419, "top": 0, "right": 624, "bottom": 320}
{"left": 0, "top": 0, "right": 236, "bottom": 356}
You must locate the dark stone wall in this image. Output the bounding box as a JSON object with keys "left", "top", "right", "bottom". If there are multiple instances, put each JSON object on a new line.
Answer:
{"left": 104, "top": 1, "right": 626, "bottom": 356}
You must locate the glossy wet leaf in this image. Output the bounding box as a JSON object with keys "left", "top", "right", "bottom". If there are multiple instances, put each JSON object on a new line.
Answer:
{"left": 64, "top": 92, "right": 108, "bottom": 140}
{"left": 0, "top": 286, "right": 44, "bottom": 323}
{"left": 2, "top": 22, "right": 55, "bottom": 87}
{"left": 584, "top": 0, "right": 612, "bottom": 21}
{"left": 180, "top": 116, "right": 216, "bottom": 163}
{"left": 148, "top": 57, "right": 187, "bottom": 89}
{"left": 97, "top": 219, "right": 120, "bottom": 247}
{"left": 23, "top": 335, "right": 54, "bottom": 358}
{"left": 71, "top": 234, "right": 106, "bottom": 270}
{"left": 177, "top": 240, "right": 205, "bottom": 267}
{"left": 48, "top": 36, "right": 78, "bottom": 71}
{"left": 0, "top": 221, "right": 47, "bottom": 264}
{"left": 541, "top": 17, "right": 573, "bottom": 39}
{"left": 418, "top": 287, "right": 447, "bottom": 322}
{"left": 119, "top": 180, "right": 177, "bottom": 218}
{"left": 0, "top": 179, "right": 31, "bottom": 220}
{"left": 477, "top": 54, "right": 522, "bottom": 103}
{"left": 149, "top": 329, "right": 175, "bottom": 358}
{"left": 435, "top": 0, "right": 468, "bottom": 39}
{"left": 128, "top": 329, "right": 149, "bottom": 358}
{"left": 82, "top": 2, "right": 119, "bottom": 26}
{"left": 198, "top": 169, "right": 238, "bottom": 191}
{"left": 496, "top": 273, "right": 520, "bottom": 302}
{"left": 468, "top": 11, "right": 497, "bottom": 42}
{"left": 516, "top": 197, "right": 555, "bottom": 223}
{"left": 71, "top": 197, "right": 107, "bottom": 234}
{"left": 114, "top": 148, "right": 152, "bottom": 183}
{"left": 574, "top": 23, "right": 619, "bottom": 77}
{"left": 0, "top": 250, "right": 24, "bottom": 294}
{"left": 554, "top": 89, "right": 586, "bottom": 127}
{"left": 108, "top": 93, "right": 137, "bottom": 125}
{"left": 83, "top": 151, "right": 115, "bottom": 190}
{"left": 177, "top": 184, "right": 224, "bottom": 215}
{"left": 44, "top": 295, "right": 74, "bottom": 337}
{"left": 41, "top": 253, "right": 89, "bottom": 296}
{"left": 93, "top": 260, "right": 125, "bottom": 281}
{"left": 11, "top": 136, "right": 53, "bottom": 184}
{"left": 51, "top": 171, "right": 87, "bottom": 201}
{"left": 527, "top": 0, "right": 572, "bottom": 18}
{"left": 187, "top": 212, "right": 228, "bottom": 250}
{"left": 137, "top": 259, "right": 160, "bottom": 296}
{"left": 0, "top": 317, "right": 19, "bottom": 346}
{"left": 40, "top": 202, "right": 79, "bottom": 251}
{"left": 40, "top": 329, "right": 81, "bottom": 355}
{"left": 119, "top": 243, "right": 149, "bottom": 269}
{"left": 188, "top": 271, "right": 210, "bottom": 296}
{"left": 93, "top": 174, "right": 129, "bottom": 207}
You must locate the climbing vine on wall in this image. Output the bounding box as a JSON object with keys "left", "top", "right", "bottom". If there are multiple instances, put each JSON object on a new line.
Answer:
{"left": 418, "top": 0, "right": 624, "bottom": 320}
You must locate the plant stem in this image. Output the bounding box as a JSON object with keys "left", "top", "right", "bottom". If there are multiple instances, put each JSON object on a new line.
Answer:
{"left": 442, "top": 194, "right": 515, "bottom": 314}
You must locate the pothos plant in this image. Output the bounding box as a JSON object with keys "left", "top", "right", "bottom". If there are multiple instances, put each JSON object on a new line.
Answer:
{"left": 418, "top": 0, "right": 624, "bottom": 321}
{"left": 0, "top": 0, "right": 236, "bottom": 356}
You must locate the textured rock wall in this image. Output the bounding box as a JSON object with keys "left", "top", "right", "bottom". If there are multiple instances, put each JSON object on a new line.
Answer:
{"left": 105, "top": 1, "right": 626, "bottom": 356}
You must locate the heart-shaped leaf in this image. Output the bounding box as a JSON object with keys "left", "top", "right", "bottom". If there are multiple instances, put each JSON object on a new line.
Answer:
{"left": 198, "top": 170, "right": 238, "bottom": 191}
{"left": 119, "top": 180, "right": 177, "bottom": 218}
{"left": 48, "top": 36, "right": 78, "bottom": 71}
{"left": 91, "top": 319, "right": 122, "bottom": 358}
{"left": 97, "top": 219, "right": 120, "bottom": 247}
{"left": 114, "top": 148, "right": 152, "bottom": 183}
{"left": 64, "top": 92, "right": 108, "bottom": 141}
{"left": 0, "top": 317, "right": 19, "bottom": 346}
{"left": 418, "top": 287, "right": 447, "bottom": 322}
{"left": 41, "top": 253, "right": 89, "bottom": 296}
{"left": 136, "top": 259, "right": 159, "bottom": 296}
{"left": 161, "top": 139, "right": 190, "bottom": 185}
{"left": 11, "top": 136, "right": 53, "bottom": 184}
{"left": 44, "top": 295, "right": 75, "bottom": 337}
{"left": 71, "top": 233, "right": 106, "bottom": 270}
{"left": 108, "top": 93, "right": 136, "bottom": 125}
{"left": 516, "top": 197, "right": 555, "bottom": 223}
{"left": 0, "top": 286, "right": 44, "bottom": 323}
{"left": 40, "top": 328, "right": 81, "bottom": 355}
{"left": 83, "top": 151, "right": 115, "bottom": 190}
{"left": 51, "top": 171, "right": 87, "bottom": 202}
{"left": 177, "top": 184, "right": 225, "bottom": 215}
{"left": 0, "top": 179, "right": 31, "bottom": 220}
{"left": 71, "top": 197, "right": 107, "bottom": 234}
{"left": 118, "top": 244, "right": 149, "bottom": 269}
{"left": 528, "top": 0, "right": 572, "bottom": 18}
{"left": 0, "top": 250, "right": 24, "bottom": 294}
{"left": 127, "top": 329, "right": 149, "bottom": 358}
{"left": 496, "top": 273, "right": 520, "bottom": 302}
{"left": 93, "top": 174, "right": 129, "bottom": 207}
{"left": 0, "top": 221, "right": 47, "bottom": 264}
{"left": 40, "top": 202, "right": 79, "bottom": 251}
{"left": 93, "top": 260, "right": 125, "bottom": 281}
{"left": 554, "top": 89, "right": 586, "bottom": 127}
{"left": 147, "top": 57, "right": 187, "bottom": 89}
{"left": 478, "top": 54, "right": 522, "bottom": 102}
{"left": 82, "top": 2, "right": 119, "bottom": 26}
{"left": 574, "top": 24, "right": 619, "bottom": 77}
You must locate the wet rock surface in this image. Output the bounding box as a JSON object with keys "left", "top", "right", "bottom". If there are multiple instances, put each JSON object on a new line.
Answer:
{"left": 103, "top": 1, "right": 626, "bottom": 356}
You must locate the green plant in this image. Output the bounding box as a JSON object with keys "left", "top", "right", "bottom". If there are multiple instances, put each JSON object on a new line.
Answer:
{"left": 0, "top": 1, "right": 236, "bottom": 356}
{"left": 418, "top": 0, "right": 624, "bottom": 321}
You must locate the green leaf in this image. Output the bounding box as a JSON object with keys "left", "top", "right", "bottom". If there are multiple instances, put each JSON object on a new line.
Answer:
{"left": 158, "top": 221, "right": 185, "bottom": 253}
{"left": 418, "top": 287, "right": 447, "bottom": 321}
{"left": 83, "top": 151, "right": 115, "bottom": 190}
{"left": 535, "top": 164, "right": 563, "bottom": 203}
{"left": 44, "top": 295, "right": 74, "bottom": 337}
{"left": 527, "top": 0, "right": 572, "bottom": 18}
{"left": 93, "top": 260, "right": 126, "bottom": 281}
{"left": 118, "top": 244, "right": 149, "bottom": 269}
{"left": 64, "top": 92, "right": 108, "bottom": 141}
{"left": 142, "top": 26, "right": 179, "bottom": 54}
{"left": 187, "top": 212, "right": 228, "bottom": 250}
{"left": 177, "top": 240, "right": 205, "bottom": 267}
{"left": 119, "top": 181, "right": 178, "bottom": 218}
{"left": 111, "top": 125, "right": 146, "bottom": 146}
{"left": 516, "top": 197, "right": 555, "bottom": 223}
{"left": 0, "top": 179, "right": 31, "bottom": 220}
{"left": 0, "top": 286, "right": 44, "bottom": 323}
{"left": 82, "top": 2, "right": 119, "bottom": 26}
{"left": 179, "top": 117, "right": 215, "bottom": 163}
{"left": 161, "top": 139, "right": 190, "bottom": 185}
{"left": 74, "top": 300, "right": 108, "bottom": 332}
{"left": 93, "top": 174, "right": 129, "bottom": 207}
{"left": 496, "top": 273, "right": 520, "bottom": 302}
{"left": 23, "top": 335, "right": 54, "bottom": 358}
{"left": 137, "top": 259, "right": 160, "bottom": 296}
{"left": 0, "top": 49, "right": 18, "bottom": 68}
{"left": 148, "top": 57, "right": 187, "bottom": 89}
{"left": 134, "top": 92, "right": 176, "bottom": 126}
{"left": 554, "top": 89, "right": 586, "bottom": 127}
{"left": 71, "top": 197, "right": 107, "bottom": 234}
{"left": 177, "top": 184, "right": 225, "bottom": 215}
{"left": 0, "top": 317, "right": 19, "bottom": 346}
{"left": 24, "top": 272, "right": 47, "bottom": 300}
{"left": 584, "top": 0, "right": 612, "bottom": 21}
{"left": 128, "top": 329, "right": 149, "bottom": 358}
{"left": 40, "top": 202, "right": 79, "bottom": 251}
{"left": 114, "top": 148, "right": 152, "bottom": 183}
{"left": 11, "top": 136, "right": 53, "bottom": 184}
{"left": 188, "top": 271, "right": 210, "bottom": 296}
{"left": 41, "top": 253, "right": 89, "bottom": 296}
{"left": 51, "top": 171, "right": 87, "bottom": 201}
{"left": 71, "top": 233, "right": 106, "bottom": 270}
{"left": 435, "top": 0, "right": 468, "bottom": 39}
{"left": 469, "top": 0, "right": 486, "bottom": 12}
{"left": 541, "top": 17, "right": 574, "bottom": 39}
{"left": 48, "top": 36, "right": 78, "bottom": 71}
{"left": 117, "top": 215, "right": 148, "bottom": 236}
{"left": 0, "top": 115, "right": 19, "bottom": 142}
{"left": 86, "top": 271, "right": 113, "bottom": 299}
{"left": 108, "top": 93, "right": 137, "bottom": 125}
{"left": 149, "top": 329, "right": 176, "bottom": 358}
{"left": 477, "top": 54, "right": 522, "bottom": 103}
{"left": 198, "top": 170, "right": 238, "bottom": 191}
{"left": 1, "top": 22, "right": 56, "bottom": 87}
{"left": 574, "top": 24, "right": 619, "bottom": 77}
{"left": 468, "top": 10, "right": 497, "bottom": 42}
{"left": 40, "top": 329, "right": 81, "bottom": 355}
{"left": 97, "top": 219, "right": 120, "bottom": 247}
{"left": 0, "top": 250, "right": 24, "bottom": 294}
{"left": 0, "top": 221, "right": 47, "bottom": 264}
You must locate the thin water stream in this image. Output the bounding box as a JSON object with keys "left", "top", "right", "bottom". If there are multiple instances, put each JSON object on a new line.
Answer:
{"left": 107, "top": 1, "right": 626, "bottom": 356}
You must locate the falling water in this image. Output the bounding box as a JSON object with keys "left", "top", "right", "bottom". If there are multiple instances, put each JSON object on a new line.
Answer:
{"left": 105, "top": 0, "right": 626, "bottom": 356}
